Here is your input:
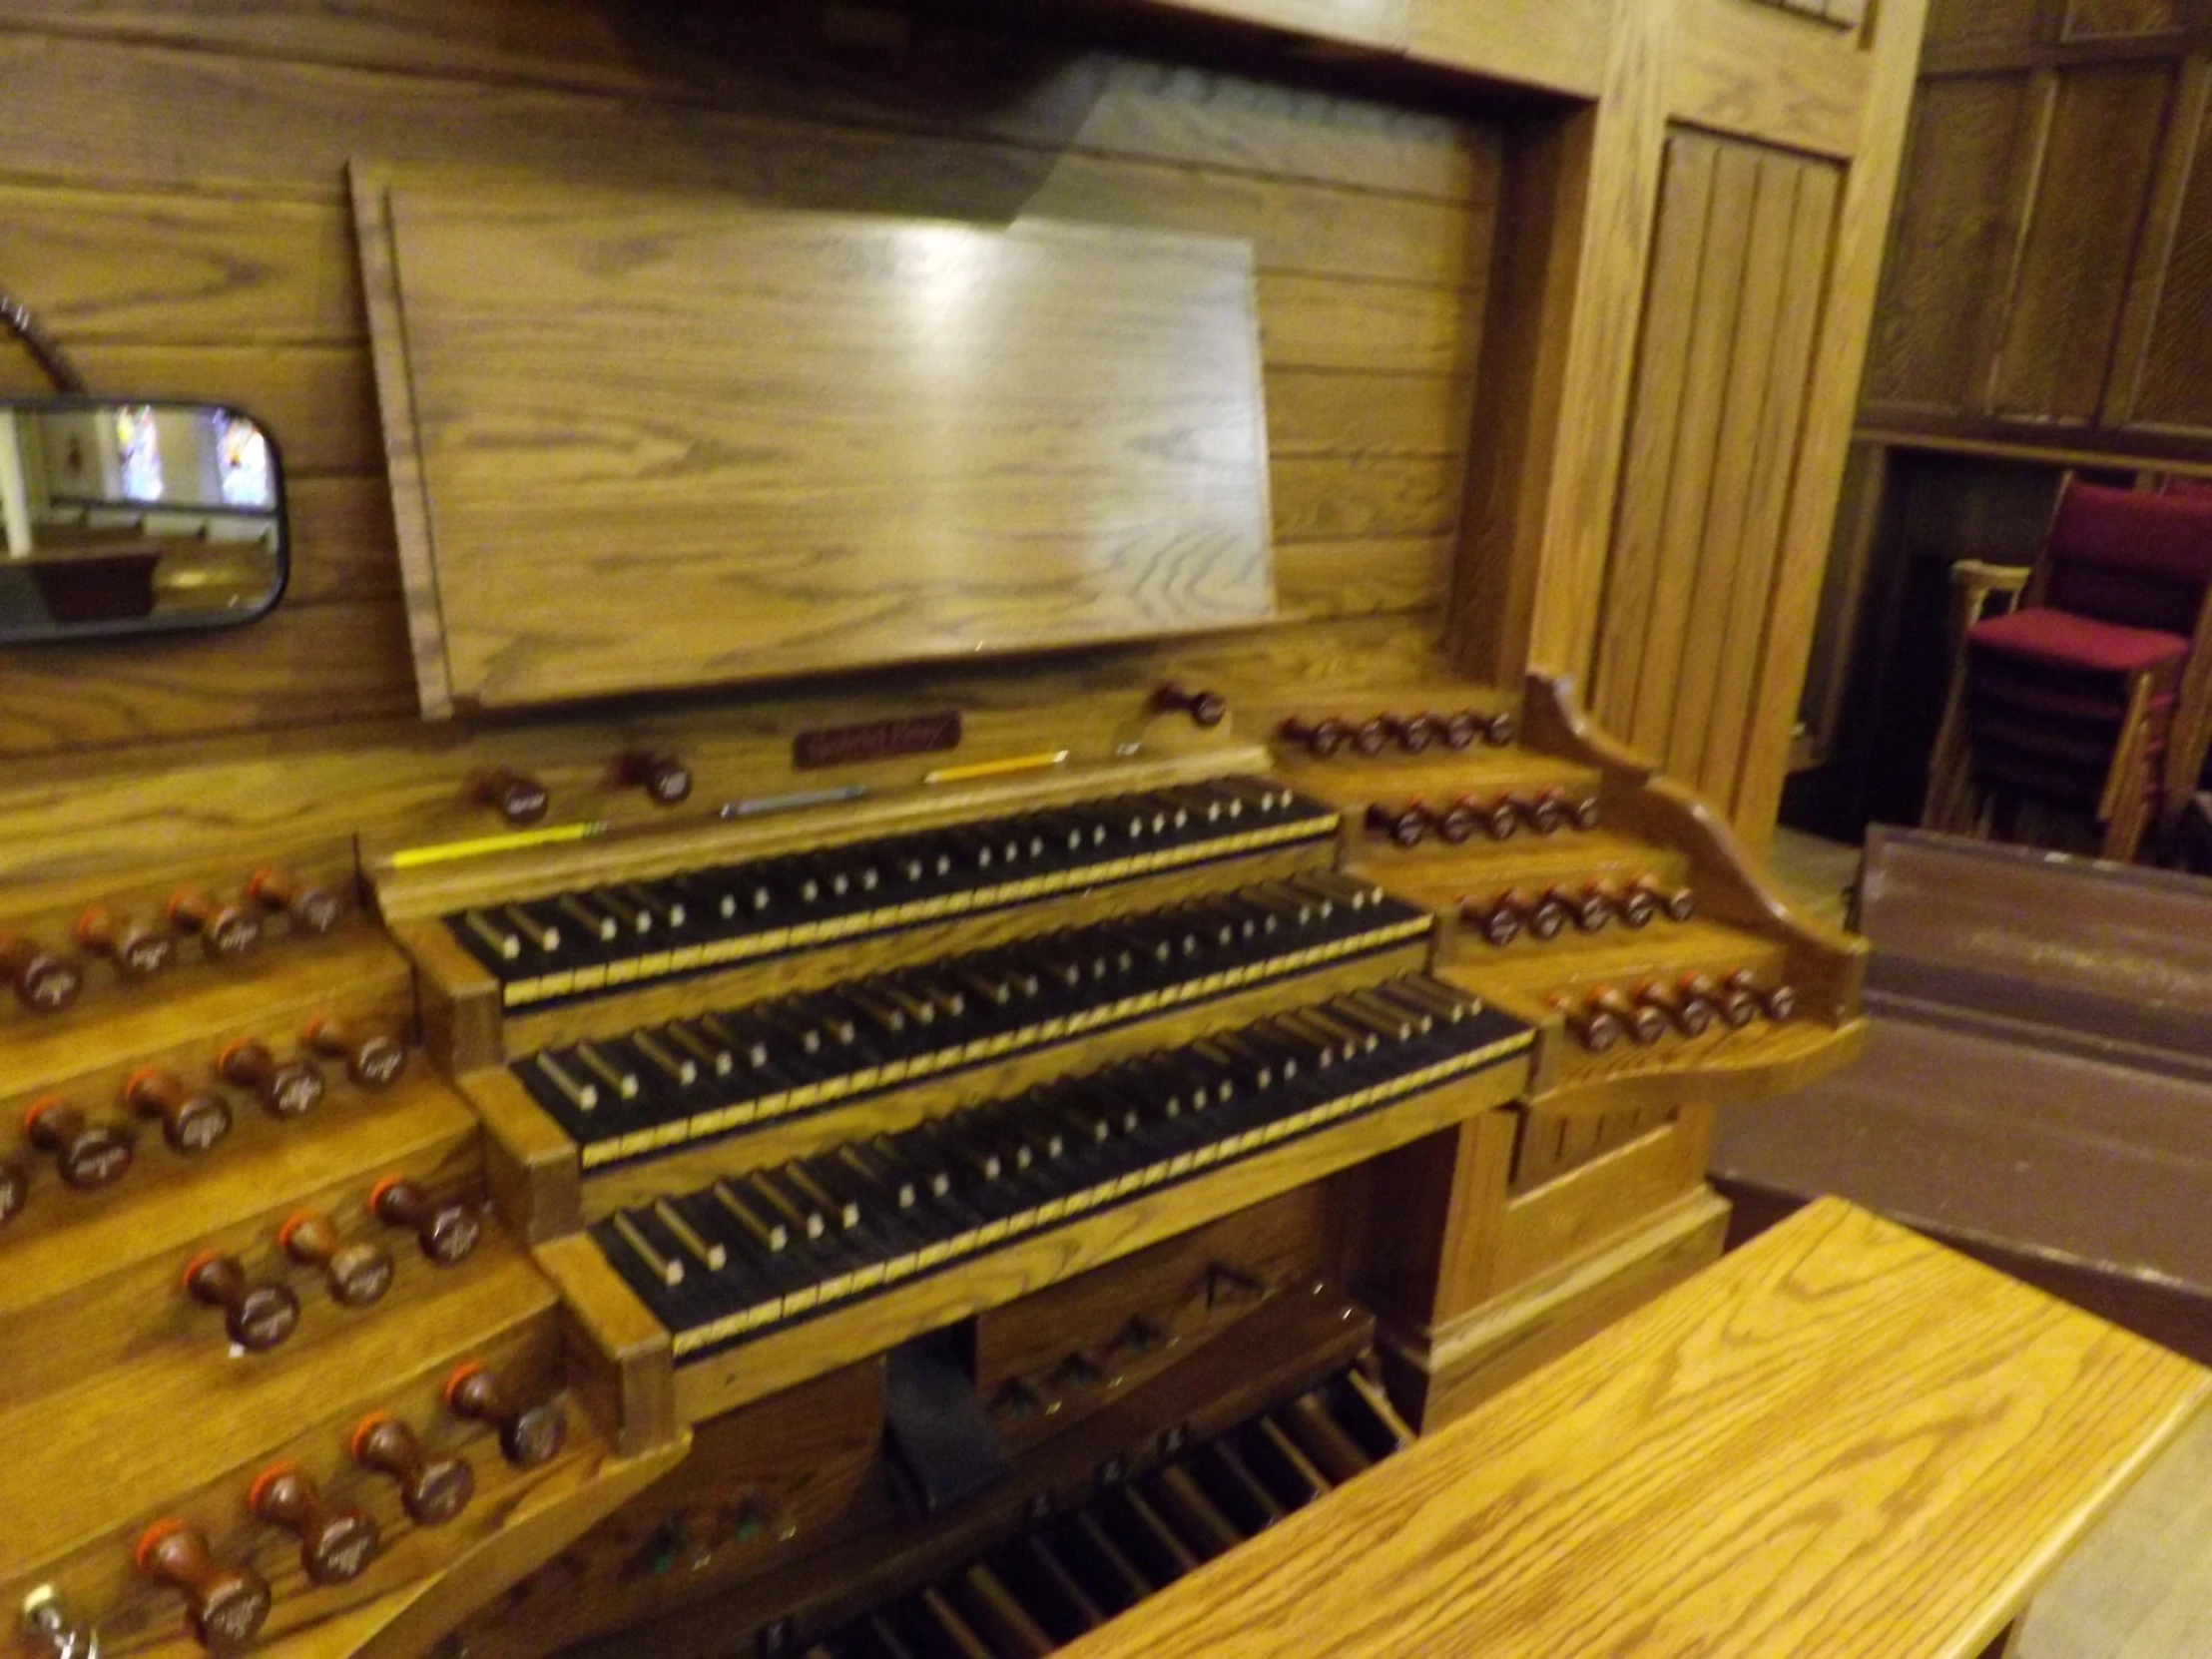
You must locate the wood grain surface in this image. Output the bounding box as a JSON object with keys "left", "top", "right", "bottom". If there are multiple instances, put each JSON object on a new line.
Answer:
{"left": 365, "top": 187, "right": 1278, "bottom": 711}
{"left": 1056, "top": 1198, "right": 2212, "bottom": 1659}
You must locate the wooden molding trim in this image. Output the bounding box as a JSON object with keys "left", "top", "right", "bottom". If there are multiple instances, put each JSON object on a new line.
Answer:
{"left": 1670, "top": 0, "right": 1872, "bottom": 161}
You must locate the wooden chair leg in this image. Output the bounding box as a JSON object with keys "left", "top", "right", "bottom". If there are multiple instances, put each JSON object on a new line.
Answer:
{"left": 2097, "top": 670, "right": 2158, "bottom": 861}
{"left": 1923, "top": 655, "right": 1975, "bottom": 832}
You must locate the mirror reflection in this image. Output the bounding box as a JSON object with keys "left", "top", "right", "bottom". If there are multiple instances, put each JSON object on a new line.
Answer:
{"left": 0, "top": 399, "right": 287, "bottom": 641}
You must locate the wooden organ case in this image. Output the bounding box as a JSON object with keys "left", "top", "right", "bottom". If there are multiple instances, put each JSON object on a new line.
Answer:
{"left": 0, "top": 0, "right": 1925, "bottom": 1655}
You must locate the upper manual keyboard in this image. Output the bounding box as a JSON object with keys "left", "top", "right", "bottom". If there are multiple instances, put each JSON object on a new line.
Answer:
{"left": 444, "top": 778, "right": 1338, "bottom": 1009}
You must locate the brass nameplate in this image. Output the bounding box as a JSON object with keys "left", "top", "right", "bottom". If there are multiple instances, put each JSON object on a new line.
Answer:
{"left": 794, "top": 712, "right": 961, "bottom": 770}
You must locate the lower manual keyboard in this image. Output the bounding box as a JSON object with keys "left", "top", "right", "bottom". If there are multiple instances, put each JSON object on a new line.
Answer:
{"left": 593, "top": 977, "right": 1530, "bottom": 1359}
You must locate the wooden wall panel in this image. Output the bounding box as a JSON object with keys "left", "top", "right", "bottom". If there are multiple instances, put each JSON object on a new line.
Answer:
{"left": 1861, "top": 0, "right": 2212, "bottom": 446}
{"left": 1989, "top": 63, "right": 2176, "bottom": 420}
{"left": 0, "top": 2, "right": 1497, "bottom": 767}
{"left": 1590, "top": 129, "right": 1844, "bottom": 804}
{"left": 2128, "top": 90, "right": 2212, "bottom": 427}
{"left": 1863, "top": 76, "right": 2031, "bottom": 411}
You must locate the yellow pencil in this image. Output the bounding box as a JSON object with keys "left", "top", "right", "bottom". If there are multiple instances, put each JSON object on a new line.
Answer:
{"left": 386, "top": 821, "right": 608, "bottom": 870}
{"left": 922, "top": 751, "right": 1071, "bottom": 786}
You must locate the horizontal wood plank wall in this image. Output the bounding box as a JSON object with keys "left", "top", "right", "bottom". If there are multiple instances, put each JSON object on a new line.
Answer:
{"left": 0, "top": 4, "right": 1497, "bottom": 770}
{"left": 1589, "top": 130, "right": 1842, "bottom": 806}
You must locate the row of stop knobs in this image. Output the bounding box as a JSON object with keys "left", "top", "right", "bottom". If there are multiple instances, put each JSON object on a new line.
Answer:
{"left": 1548, "top": 971, "right": 1797, "bottom": 1051}
{"left": 4, "top": 1017, "right": 403, "bottom": 1219}
{"left": 183, "top": 1179, "right": 480, "bottom": 1352}
{"left": 0, "top": 871, "right": 345, "bottom": 1014}
{"left": 132, "top": 1364, "right": 567, "bottom": 1653}
{"left": 1457, "top": 876, "right": 1694, "bottom": 945}
{"left": 1364, "top": 788, "right": 1599, "bottom": 847}
{"left": 1278, "top": 709, "right": 1516, "bottom": 758}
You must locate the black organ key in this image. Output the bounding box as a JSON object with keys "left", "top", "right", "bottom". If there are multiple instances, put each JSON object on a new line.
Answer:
{"left": 1248, "top": 1417, "right": 1333, "bottom": 1505}
{"left": 1283, "top": 1391, "right": 1374, "bottom": 1482}
{"left": 1142, "top": 1467, "right": 1244, "bottom": 1559}
{"left": 950, "top": 1567, "right": 1054, "bottom": 1659}
{"left": 1059, "top": 1514, "right": 1154, "bottom": 1606}
{"left": 1195, "top": 1441, "right": 1284, "bottom": 1531}
{"left": 1096, "top": 1489, "right": 1197, "bottom": 1583}
{"left": 998, "top": 1540, "right": 1104, "bottom": 1639}
{"left": 555, "top": 894, "right": 622, "bottom": 944}
{"left": 863, "top": 1616, "right": 920, "bottom": 1659}
{"left": 1333, "top": 1371, "right": 1416, "bottom": 1457}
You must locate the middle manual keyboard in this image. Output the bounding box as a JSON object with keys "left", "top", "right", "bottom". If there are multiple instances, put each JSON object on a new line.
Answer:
{"left": 512, "top": 871, "right": 1432, "bottom": 1167}
{"left": 594, "top": 975, "right": 1531, "bottom": 1358}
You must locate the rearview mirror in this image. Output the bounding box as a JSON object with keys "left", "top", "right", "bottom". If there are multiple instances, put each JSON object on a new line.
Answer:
{"left": 0, "top": 397, "right": 288, "bottom": 643}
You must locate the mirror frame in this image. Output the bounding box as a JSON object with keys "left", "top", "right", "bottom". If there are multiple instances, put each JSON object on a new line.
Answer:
{"left": 0, "top": 394, "right": 291, "bottom": 644}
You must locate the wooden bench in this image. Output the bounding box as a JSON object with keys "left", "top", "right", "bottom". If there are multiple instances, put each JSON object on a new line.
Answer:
{"left": 1054, "top": 1198, "right": 2209, "bottom": 1658}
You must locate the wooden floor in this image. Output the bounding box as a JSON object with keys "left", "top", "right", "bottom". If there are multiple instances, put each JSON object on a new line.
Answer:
{"left": 2014, "top": 1407, "right": 2212, "bottom": 1657}
{"left": 1768, "top": 825, "right": 1860, "bottom": 925}
{"left": 1757, "top": 827, "right": 2212, "bottom": 1659}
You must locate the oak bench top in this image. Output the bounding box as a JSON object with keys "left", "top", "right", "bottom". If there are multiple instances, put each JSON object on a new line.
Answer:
{"left": 1060, "top": 1197, "right": 2211, "bottom": 1658}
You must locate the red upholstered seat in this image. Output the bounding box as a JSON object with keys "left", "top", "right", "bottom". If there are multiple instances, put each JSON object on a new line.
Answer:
{"left": 1966, "top": 605, "right": 2188, "bottom": 676}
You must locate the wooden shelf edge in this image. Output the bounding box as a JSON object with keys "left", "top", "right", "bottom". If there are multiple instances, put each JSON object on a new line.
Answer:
{"left": 1506, "top": 1013, "right": 1869, "bottom": 1122}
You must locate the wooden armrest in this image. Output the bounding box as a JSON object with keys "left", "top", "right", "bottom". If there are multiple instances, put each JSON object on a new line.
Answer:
{"left": 1949, "top": 558, "right": 2031, "bottom": 592}
{"left": 1058, "top": 1198, "right": 2211, "bottom": 1659}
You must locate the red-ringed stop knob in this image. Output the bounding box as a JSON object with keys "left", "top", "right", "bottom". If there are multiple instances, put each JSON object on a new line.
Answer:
{"left": 1472, "top": 795, "right": 1519, "bottom": 841}
{"left": 166, "top": 890, "right": 262, "bottom": 961}
{"left": 25, "top": 1097, "right": 134, "bottom": 1189}
{"left": 1458, "top": 890, "right": 1524, "bottom": 948}
{"left": 1590, "top": 984, "right": 1667, "bottom": 1046}
{"left": 249, "top": 1462, "right": 380, "bottom": 1585}
{"left": 1516, "top": 788, "right": 1571, "bottom": 835}
{"left": 184, "top": 1251, "right": 299, "bottom": 1352}
{"left": 1438, "top": 710, "right": 1481, "bottom": 751}
{"left": 125, "top": 1067, "right": 233, "bottom": 1156}
{"left": 219, "top": 1038, "right": 325, "bottom": 1118}
{"left": 279, "top": 1210, "right": 392, "bottom": 1307}
{"left": 248, "top": 867, "right": 345, "bottom": 936}
{"left": 1548, "top": 882, "right": 1608, "bottom": 935}
{"left": 1151, "top": 682, "right": 1226, "bottom": 728}
{"left": 351, "top": 1413, "right": 474, "bottom": 1524}
{"left": 1350, "top": 715, "right": 1390, "bottom": 757}
{"left": 75, "top": 904, "right": 175, "bottom": 979}
{"left": 0, "top": 934, "right": 83, "bottom": 1013}
{"left": 472, "top": 768, "right": 549, "bottom": 827}
{"left": 1637, "top": 978, "right": 1714, "bottom": 1037}
{"left": 1683, "top": 970, "right": 1759, "bottom": 1029}
{"left": 1595, "top": 877, "right": 1658, "bottom": 928}
{"left": 616, "top": 750, "right": 693, "bottom": 808}
{"left": 135, "top": 1518, "right": 272, "bottom": 1654}
{"left": 1381, "top": 713, "right": 1437, "bottom": 754}
{"left": 1433, "top": 796, "right": 1483, "bottom": 845}
{"left": 0, "top": 1153, "right": 25, "bottom": 1226}
{"left": 1636, "top": 874, "right": 1696, "bottom": 923}
{"left": 1547, "top": 991, "right": 1622, "bottom": 1054}
{"left": 302, "top": 1015, "right": 405, "bottom": 1090}
{"left": 369, "top": 1176, "right": 480, "bottom": 1266}
{"left": 1363, "top": 800, "right": 1428, "bottom": 848}
{"left": 1727, "top": 968, "right": 1798, "bottom": 1022}
{"left": 1278, "top": 715, "right": 1348, "bottom": 758}
{"left": 444, "top": 1362, "right": 569, "bottom": 1467}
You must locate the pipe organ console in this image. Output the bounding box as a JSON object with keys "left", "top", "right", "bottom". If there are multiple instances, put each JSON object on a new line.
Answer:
{"left": 0, "top": 664, "right": 1866, "bottom": 1658}
{"left": 0, "top": 0, "right": 1936, "bottom": 1632}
